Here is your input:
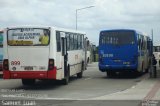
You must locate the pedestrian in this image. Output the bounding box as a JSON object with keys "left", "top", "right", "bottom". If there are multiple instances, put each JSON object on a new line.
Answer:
{"left": 152, "top": 54, "right": 157, "bottom": 78}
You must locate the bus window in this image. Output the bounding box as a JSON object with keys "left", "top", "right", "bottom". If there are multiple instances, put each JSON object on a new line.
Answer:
{"left": 66, "top": 33, "right": 70, "bottom": 51}
{"left": 74, "top": 34, "right": 78, "bottom": 50}
{"left": 7, "top": 28, "right": 50, "bottom": 46}
{"left": 78, "top": 34, "right": 81, "bottom": 49}
{"left": 100, "top": 31, "right": 135, "bottom": 45}
{"left": 56, "top": 31, "right": 61, "bottom": 52}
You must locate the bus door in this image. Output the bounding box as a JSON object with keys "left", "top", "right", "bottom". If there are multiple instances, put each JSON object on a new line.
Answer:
{"left": 61, "top": 32, "right": 68, "bottom": 78}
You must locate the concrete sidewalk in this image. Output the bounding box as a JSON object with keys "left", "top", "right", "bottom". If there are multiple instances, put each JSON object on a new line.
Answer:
{"left": 91, "top": 70, "right": 160, "bottom": 101}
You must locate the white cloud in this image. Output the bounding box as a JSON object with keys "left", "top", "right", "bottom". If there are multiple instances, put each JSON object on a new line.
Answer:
{"left": 0, "top": 0, "right": 160, "bottom": 45}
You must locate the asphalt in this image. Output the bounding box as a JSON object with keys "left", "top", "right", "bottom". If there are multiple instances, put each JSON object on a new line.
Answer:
{"left": 0, "top": 63, "right": 160, "bottom": 106}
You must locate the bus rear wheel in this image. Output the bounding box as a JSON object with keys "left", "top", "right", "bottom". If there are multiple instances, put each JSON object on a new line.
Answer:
{"left": 106, "top": 71, "right": 115, "bottom": 77}
{"left": 22, "top": 79, "right": 35, "bottom": 85}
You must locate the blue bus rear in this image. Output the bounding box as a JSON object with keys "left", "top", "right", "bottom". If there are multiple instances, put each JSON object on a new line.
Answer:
{"left": 98, "top": 29, "right": 138, "bottom": 73}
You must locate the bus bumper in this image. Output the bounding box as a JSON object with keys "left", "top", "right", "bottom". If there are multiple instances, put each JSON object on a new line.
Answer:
{"left": 3, "top": 67, "right": 57, "bottom": 79}
{"left": 99, "top": 64, "right": 137, "bottom": 72}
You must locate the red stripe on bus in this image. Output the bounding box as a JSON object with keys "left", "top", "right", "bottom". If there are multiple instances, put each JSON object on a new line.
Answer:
{"left": 3, "top": 67, "right": 57, "bottom": 79}
{"left": 3, "top": 71, "right": 10, "bottom": 79}
{"left": 47, "top": 67, "right": 57, "bottom": 79}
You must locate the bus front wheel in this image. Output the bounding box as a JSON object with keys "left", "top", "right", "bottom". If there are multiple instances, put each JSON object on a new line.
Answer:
{"left": 22, "top": 79, "right": 35, "bottom": 85}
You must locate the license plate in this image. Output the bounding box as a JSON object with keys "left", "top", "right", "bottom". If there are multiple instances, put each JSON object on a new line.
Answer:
{"left": 24, "top": 66, "right": 33, "bottom": 70}
{"left": 114, "top": 60, "right": 121, "bottom": 62}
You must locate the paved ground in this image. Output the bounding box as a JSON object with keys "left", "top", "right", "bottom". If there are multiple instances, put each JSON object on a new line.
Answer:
{"left": 0, "top": 62, "right": 160, "bottom": 106}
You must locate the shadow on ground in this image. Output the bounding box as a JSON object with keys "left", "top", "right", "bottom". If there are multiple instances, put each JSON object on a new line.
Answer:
{"left": 105, "top": 72, "right": 147, "bottom": 79}
{"left": 11, "top": 76, "right": 81, "bottom": 90}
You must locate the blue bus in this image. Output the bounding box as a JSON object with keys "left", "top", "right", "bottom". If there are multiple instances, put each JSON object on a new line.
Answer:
{"left": 0, "top": 30, "right": 3, "bottom": 71}
{"left": 98, "top": 29, "right": 152, "bottom": 76}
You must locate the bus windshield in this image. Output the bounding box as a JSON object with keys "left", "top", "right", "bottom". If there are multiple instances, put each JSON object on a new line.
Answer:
{"left": 7, "top": 28, "right": 50, "bottom": 46}
{"left": 100, "top": 31, "right": 135, "bottom": 45}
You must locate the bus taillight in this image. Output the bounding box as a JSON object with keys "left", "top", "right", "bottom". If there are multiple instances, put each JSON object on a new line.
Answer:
{"left": 3, "top": 59, "right": 9, "bottom": 71}
{"left": 48, "top": 59, "right": 54, "bottom": 70}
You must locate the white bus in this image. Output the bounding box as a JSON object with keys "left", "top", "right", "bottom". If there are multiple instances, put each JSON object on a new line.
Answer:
{"left": 153, "top": 45, "right": 160, "bottom": 70}
{"left": 3, "top": 26, "right": 87, "bottom": 85}
{"left": 86, "top": 38, "right": 91, "bottom": 64}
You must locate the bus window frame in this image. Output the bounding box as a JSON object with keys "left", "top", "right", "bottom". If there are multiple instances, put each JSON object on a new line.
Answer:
{"left": 7, "top": 28, "right": 50, "bottom": 46}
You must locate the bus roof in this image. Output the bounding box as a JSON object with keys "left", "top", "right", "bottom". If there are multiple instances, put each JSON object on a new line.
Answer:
{"left": 6, "top": 25, "right": 86, "bottom": 34}
{"left": 100, "top": 29, "right": 136, "bottom": 32}
{"left": 100, "top": 29, "right": 149, "bottom": 37}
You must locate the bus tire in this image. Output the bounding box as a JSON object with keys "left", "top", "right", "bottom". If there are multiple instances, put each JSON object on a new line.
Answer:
{"left": 106, "top": 71, "right": 115, "bottom": 77}
{"left": 77, "top": 62, "right": 84, "bottom": 78}
{"left": 145, "top": 68, "right": 149, "bottom": 73}
{"left": 61, "top": 65, "right": 70, "bottom": 85}
{"left": 22, "top": 79, "right": 35, "bottom": 85}
{"left": 106, "top": 71, "right": 111, "bottom": 77}
{"left": 141, "top": 62, "right": 145, "bottom": 73}
{"left": 87, "top": 57, "right": 89, "bottom": 64}
{"left": 134, "top": 70, "right": 143, "bottom": 76}
{"left": 153, "top": 66, "right": 157, "bottom": 78}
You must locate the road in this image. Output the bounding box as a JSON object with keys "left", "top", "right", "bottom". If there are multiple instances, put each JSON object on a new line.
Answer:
{"left": 0, "top": 62, "right": 153, "bottom": 106}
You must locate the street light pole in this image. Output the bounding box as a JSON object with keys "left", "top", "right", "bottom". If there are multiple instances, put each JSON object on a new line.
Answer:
{"left": 151, "top": 29, "right": 153, "bottom": 44}
{"left": 76, "top": 6, "right": 94, "bottom": 30}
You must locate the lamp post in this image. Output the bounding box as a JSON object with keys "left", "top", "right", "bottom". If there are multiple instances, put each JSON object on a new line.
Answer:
{"left": 76, "top": 6, "right": 94, "bottom": 30}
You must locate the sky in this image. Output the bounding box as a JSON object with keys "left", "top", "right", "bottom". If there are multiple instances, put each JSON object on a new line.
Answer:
{"left": 0, "top": 0, "right": 160, "bottom": 45}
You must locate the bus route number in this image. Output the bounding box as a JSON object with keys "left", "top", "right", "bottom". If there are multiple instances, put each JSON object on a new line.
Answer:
{"left": 11, "top": 61, "right": 20, "bottom": 65}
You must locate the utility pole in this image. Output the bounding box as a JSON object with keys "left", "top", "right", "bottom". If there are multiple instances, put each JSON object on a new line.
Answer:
{"left": 151, "top": 29, "right": 153, "bottom": 44}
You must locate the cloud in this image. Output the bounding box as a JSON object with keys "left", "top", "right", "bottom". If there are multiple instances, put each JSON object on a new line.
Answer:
{"left": 0, "top": 0, "right": 160, "bottom": 45}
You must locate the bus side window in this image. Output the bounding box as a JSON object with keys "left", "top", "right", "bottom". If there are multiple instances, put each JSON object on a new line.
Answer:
{"left": 138, "top": 35, "right": 141, "bottom": 50}
{"left": 70, "top": 33, "right": 74, "bottom": 50}
{"left": 77, "top": 34, "right": 81, "bottom": 49}
{"left": 141, "top": 35, "right": 144, "bottom": 50}
{"left": 139, "top": 35, "right": 143, "bottom": 50}
{"left": 56, "top": 31, "right": 61, "bottom": 52}
{"left": 82, "top": 35, "right": 84, "bottom": 49}
{"left": 66, "top": 33, "right": 70, "bottom": 51}
{"left": 107, "top": 37, "right": 109, "bottom": 44}
{"left": 74, "top": 34, "right": 78, "bottom": 50}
